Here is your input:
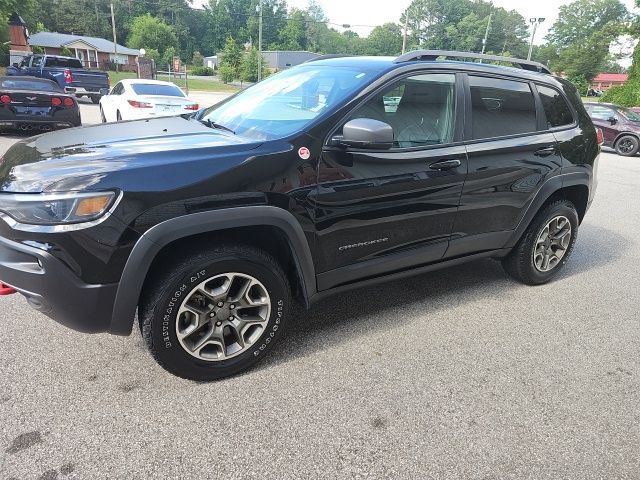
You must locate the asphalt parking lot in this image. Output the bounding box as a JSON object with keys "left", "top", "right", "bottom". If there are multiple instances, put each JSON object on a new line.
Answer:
{"left": 1, "top": 118, "right": 639, "bottom": 477}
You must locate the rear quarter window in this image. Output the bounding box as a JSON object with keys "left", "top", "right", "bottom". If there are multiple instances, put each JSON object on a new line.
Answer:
{"left": 537, "top": 85, "right": 574, "bottom": 128}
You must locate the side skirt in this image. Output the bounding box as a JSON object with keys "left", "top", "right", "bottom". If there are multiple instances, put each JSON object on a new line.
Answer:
{"left": 309, "top": 248, "right": 510, "bottom": 304}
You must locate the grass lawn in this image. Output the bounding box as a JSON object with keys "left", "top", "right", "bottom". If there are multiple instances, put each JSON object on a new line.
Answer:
{"left": 107, "top": 71, "right": 239, "bottom": 93}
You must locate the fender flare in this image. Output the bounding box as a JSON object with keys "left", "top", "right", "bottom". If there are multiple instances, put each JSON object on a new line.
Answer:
{"left": 504, "top": 172, "right": 591, "bottom": 249}
{"left": 108, "top": 206, "right": 317, "bottom": 335}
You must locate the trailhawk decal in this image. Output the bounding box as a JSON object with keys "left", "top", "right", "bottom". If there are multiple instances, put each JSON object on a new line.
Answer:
{"left": 338, "top": 237, "right": 389, "bottom": 252}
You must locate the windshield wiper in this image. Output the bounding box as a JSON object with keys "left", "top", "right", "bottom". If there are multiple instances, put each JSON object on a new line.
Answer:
{"left": 199, "top": 118, "right": 235, "bottom": 135}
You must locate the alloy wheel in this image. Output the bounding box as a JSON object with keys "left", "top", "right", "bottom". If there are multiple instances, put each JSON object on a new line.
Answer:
{"left": 175, "top": 273, "right": 271, "bottom": 361}
{"left": 533, "top": 215, "right": 572, "bottom": 272}
{"left": 618, "top": 138, "right": 636, "bottom": 154}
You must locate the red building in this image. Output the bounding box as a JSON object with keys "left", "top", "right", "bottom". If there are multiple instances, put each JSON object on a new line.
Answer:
{"left": 590, "top": 73, "right": 628, "bottom": 91}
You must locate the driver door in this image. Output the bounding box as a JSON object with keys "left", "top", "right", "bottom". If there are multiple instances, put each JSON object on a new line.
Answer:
{"left": 313, "top": 72, "right": 467, "bottom": 290}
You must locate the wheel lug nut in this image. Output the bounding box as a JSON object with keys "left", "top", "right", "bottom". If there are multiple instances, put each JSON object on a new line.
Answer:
{"left": 229, "top": 316, "right": 234, "bottom": 320}
{"left": 217, "top": 302, "right": 224, "bottom": 307}
{"left": 230, "top": 304, "right": 235, "bottom": 309}
{"left": 216, "top": 321, "right": 222, "bottom": 326}
{"left": 209, "top": 312, "right": 215, "bottom": 318}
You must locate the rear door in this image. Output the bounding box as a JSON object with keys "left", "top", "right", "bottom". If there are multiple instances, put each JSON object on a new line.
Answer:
{"left": 313, "top": 72, "right": 468, "bottom": 290}
{"left": 450, "top": 74, "right": 564, "bottom": 257}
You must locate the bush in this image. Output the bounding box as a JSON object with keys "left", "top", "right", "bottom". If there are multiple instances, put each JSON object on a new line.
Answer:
{"left": 218, "top": 64, "right": 235, "bottom": 83}
{"left": 60, "top": 47, "right": 73, "bottom": 57}
{"left": 190, "top": 66, "right": 214, "bottom": 76}
{"left": 601, "top": 82, "right": 640, "bottom": 107}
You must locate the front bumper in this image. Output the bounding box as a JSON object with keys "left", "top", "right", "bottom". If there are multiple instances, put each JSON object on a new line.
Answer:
{"left": 0, "top": 235, "right": 118, "bottom": 333}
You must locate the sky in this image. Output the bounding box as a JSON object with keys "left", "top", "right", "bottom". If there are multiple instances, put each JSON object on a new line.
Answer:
{"left": 193, "top": 0, "right": 638, "bottom": 44}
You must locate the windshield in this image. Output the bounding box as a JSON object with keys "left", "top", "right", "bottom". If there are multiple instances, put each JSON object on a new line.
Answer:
{"left": 201, "top": 65, "right": 375, "bottom": 140}
{"left": 617, "top": 107, "right": 640, "bottom": 122}
{"left": 132, "top": 83, "right": 185, "bottom": 97}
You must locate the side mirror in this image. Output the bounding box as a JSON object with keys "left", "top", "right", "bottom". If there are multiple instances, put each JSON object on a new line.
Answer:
{"left": 608, "top": 116, "right": 618, "bottom": 125}
{"left": 336, "top": 118, "right": 394, "bottom": 150}
{"left": 12, "top": 62, "right": 19, "bottom": 67}
{"left": 99, "top": 88, "right": 110, "bottom": 96}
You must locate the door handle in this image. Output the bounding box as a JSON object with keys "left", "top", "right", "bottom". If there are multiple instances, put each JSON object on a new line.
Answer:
{"left": 429, "top": 159, "right": 462, "bottom": 171}
{"left": 534, "top": 146, "right": 557, "bottom": 157}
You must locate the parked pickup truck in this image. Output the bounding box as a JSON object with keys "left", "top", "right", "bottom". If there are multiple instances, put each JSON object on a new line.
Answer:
{"left": 7, "top": 54, "right": 110, "bottom": 104}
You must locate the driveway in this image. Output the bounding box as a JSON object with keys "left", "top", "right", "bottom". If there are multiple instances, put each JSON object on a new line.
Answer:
{"left": 0, "top": 140, "right": 639, "bottom": 477}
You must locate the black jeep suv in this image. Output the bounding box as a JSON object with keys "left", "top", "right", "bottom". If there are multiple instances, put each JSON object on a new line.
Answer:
{"left": 0, "top": 51, "right": 599, "bottom": 380}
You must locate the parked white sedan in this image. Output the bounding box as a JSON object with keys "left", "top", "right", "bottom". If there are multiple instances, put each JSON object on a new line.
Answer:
{"left": 99, "top": 79, "right": 199, "bottom": 122}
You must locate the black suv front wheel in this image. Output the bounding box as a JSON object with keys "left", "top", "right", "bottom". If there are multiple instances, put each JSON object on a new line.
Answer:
{"left": 502, "top": 199, "right": 579, "bottom": 285}
{"left": 139, "top": 244, "right": 291, "bottom": 381}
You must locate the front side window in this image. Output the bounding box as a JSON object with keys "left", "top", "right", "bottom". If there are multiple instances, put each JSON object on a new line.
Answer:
{"left": 469, "top": 76, "right": 537, "bottom": 140}
{"left": 348, "top": 73, "right": 456, "bottom": 148}
{"left": 31, "top": 56, "right": 43, "bottom": 68}
{"left": 201, "top": 65, "right": 374, "bottom": 140}
{"left": 537, "top": 85, "right": 573, "bottom": 128}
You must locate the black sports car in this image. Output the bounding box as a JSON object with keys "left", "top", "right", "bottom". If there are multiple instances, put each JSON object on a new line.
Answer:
{"left": 0, "top": 76, "right": 81, "bottom": 133}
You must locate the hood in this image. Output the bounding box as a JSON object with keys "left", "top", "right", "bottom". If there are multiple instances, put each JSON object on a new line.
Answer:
{"left": 0, "top": 116, "right": 262, "bottom": 193}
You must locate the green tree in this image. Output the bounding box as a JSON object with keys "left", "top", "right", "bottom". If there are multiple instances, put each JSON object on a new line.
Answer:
{"left": 400, "top": 0, "right": 529, "bottom": 57}
{"left": 276, "top": 8, "right": 307, "bottom": 50}
{"left": 220, "top": 37, "right": 243, "bottom": 81}
{"left": 600, "top": 0, "right": 640, "bottom": 106}
{"left": 240, "top": 47, "right": 268, "bottom": 82}
{"left": 365, "top": 23, "right": 403, "bottom": 56}
{"left": 545, "top": 0, "right": 628, "bottom": 81}
{"left": 128, "top": 14, "right": 178, "bottom": 57}
{"left": 192, "top": 51, "right": 204, "bottom": 67}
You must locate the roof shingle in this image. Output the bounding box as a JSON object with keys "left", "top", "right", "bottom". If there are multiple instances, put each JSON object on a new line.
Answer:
{"left": 28, "top": 31, "right": 139, "bottom": 56}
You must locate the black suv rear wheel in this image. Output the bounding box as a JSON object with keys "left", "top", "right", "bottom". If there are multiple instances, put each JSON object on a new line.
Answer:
{"left": 139, "top": 244, "right": 291, "bottom": 381}
{"left": 502, "top": 199, "right": 578, "bottom": 285}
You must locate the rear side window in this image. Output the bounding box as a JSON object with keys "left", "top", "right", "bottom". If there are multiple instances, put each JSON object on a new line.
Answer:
{"left": 537, "top": 85, "right": 573, "bottom": 128}
{"left": 45, "top": 57, "right": 83, "bottom": 68}
{"left": 469, "top": 76, "right": 536, "bottom": 140}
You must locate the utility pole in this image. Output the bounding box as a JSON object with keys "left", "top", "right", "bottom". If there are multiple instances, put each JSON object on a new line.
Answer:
{"left": 257, "top": 0, "right": 263, "bottom": 82}
{"left": 481, "top": 13, "right": 492, "bottom": 55}
{"left": 402, "top": 9, "right": 410, "bottom": 54}
{"left": 110, "top": 2, "right": 118, "bottom": 71}
{"left": 527, "top": 17, "right": 545, "bottom": 61}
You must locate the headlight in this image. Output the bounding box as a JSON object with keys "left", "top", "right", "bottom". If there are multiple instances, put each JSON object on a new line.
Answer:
{"left": 0, "top": 191, "right": 117, "bottom": 225}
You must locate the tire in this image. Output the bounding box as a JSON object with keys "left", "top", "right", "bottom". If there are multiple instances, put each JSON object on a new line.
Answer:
{"left": 116, "top": 110, "right": 122, "bottom": 121}
{"left": 100, "top": 106, "right": 106, "bottom": 123}
{"left": 614, "top": 135, "right": 639, "bottom": 157}
{"left": 91, "top": 95, "right": 100, "bottom": 104}
{"left": 139, "top": 244, "right": 291, "bottom": 381}
{"left": 502, "top": 199, "right": 578, "bottom": 285}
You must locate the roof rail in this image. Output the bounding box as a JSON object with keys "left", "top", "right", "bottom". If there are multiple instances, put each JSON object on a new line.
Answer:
{"left": 305, "top": 54, "right": 351, "bottom": 63}
{"left": 394, "top": 50, "right": 551, "bottom": 74}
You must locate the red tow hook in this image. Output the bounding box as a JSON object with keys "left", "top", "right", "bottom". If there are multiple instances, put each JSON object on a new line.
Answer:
{"left": 0, "top": 282, "right": 17, "bottom": 295}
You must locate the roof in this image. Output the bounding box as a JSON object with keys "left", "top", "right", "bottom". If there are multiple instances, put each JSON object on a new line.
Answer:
{"left": 28, "top": 31, "right": 140, "bottom": 56}
{"left": 593, "top": 73, "right": 628, "bottom": 83}
{"left": 307, "top": 56, "right": 554, "bottom": 82}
